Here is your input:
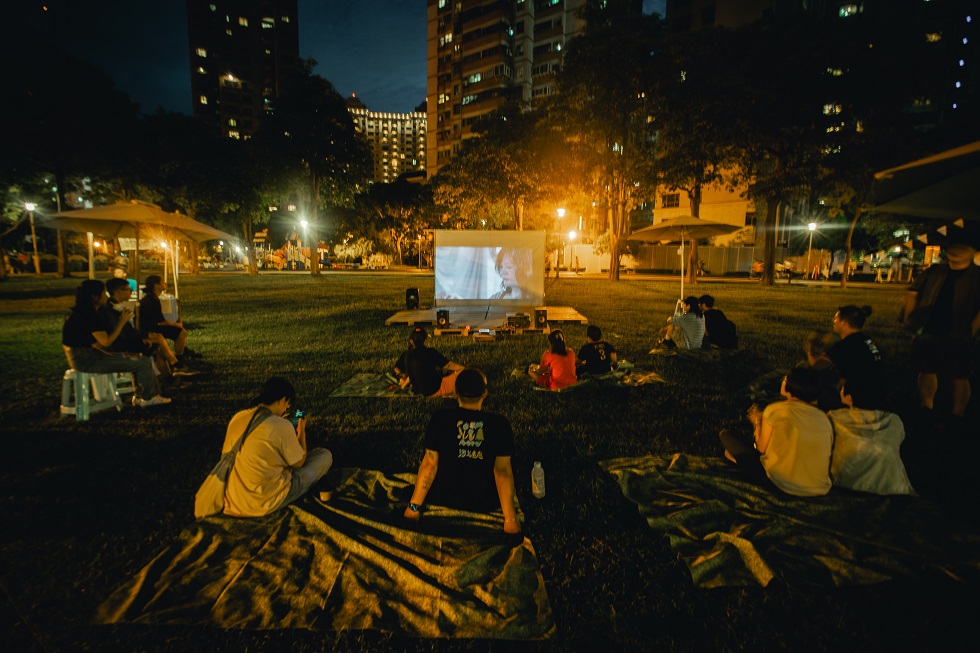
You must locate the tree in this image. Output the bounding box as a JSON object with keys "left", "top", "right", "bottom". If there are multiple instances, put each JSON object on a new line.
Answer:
{"left": 258, "top": 62, "right": 372, "bottom": 275}
{"left": 361, "top": 179, "right": 436, "bottom": 265}
{"left": 550, "top": 1, "right": 663, "bottom": 280}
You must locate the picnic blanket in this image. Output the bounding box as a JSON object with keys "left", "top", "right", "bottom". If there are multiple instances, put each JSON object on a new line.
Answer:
{"left": 96, "top": 468, "right": 555, "bottom": 639}
{"left": 600, "top": 454, "right": 980, "bottom": 589}
{"left": 648, "top": 345, "right": 745, "bottom": 361}
{"left": 329, "top": 373, "right": 417, "bottom": 398}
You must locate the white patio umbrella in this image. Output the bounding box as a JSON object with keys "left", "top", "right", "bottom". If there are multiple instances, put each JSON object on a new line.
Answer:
{"left": 628, "top": 215, "right": 739, "bottom": 299}
{"left": 870, "top": 140, "right": 980, "bottom": 220}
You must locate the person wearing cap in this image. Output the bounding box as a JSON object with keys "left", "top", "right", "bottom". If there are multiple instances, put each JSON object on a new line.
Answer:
{"left": 138, "top": 275, "right": 192, "bottom": 369}
{"left": 393, "top": 326, "right": 464, "bottom": 397}
{"left": 403, "top": 368, "right": 520, "bottom": 534}
{"left": 222, "top": 377, "right": 333, "bottom": 517}
{"left": 902, "top": 232, "right": 980, "bottom": 418}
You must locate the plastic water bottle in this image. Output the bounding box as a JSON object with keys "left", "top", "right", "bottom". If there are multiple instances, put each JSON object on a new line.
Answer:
{"left": 531, "top": 461, "right": 546, "bottom": 499}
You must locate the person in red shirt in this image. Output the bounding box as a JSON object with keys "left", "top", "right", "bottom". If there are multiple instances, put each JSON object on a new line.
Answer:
{"left": 528, "top": 329, "right": 578, "bottom": 390}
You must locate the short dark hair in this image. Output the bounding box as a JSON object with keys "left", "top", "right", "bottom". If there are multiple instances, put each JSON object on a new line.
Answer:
{"left": 840, "top": 380, "right": 884, "bottom": 410}
{"left": 252, "top": 376, "right": 296, "bottom": 407}
{"left": 698, "top": 294, "right": 715, "bottom": 308}
{"left": 683, "top": 296, "right": 702, "bottom": 318}
{"left": 586, "top": 325, "right": 602, "bottom": 340}
{"left": 783, "top": 367, "right": 822, "bottom": 404}
{"left": 409, "top": 325, "right": 427, "bottom": 347}
{"left": 804, "top": 331, "right": 835, "bottom": 358}
{"left": 836, "top": 305, "right": 872, "bottom": 329}
{"left": 143, "top": 274, "right": 163, "bottom": 293}
{"left": 455, "top": 367, "right": 488, "bottom": 399}
{"left": 105, "top": 277, "right": 130, "bottom": 294}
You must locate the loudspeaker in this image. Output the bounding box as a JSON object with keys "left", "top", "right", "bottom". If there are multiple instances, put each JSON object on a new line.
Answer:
{"left": 406, "top": 288, "right": 419, "bottom": 310}
{"left": 507, "top": 313, "right": 531, "bottom": 328}
{"left": 534, "top": 308, "right": 548, "bottom": 328}
{"left": 436, "top": 309, "right": 450, "bottom": 328}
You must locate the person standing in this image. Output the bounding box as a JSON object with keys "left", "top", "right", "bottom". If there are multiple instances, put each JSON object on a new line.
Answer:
{"left": 223, "top": 377, "right": 333, "bottom": 517}
{"left": 902, "top": 233, "right": 980, "bottom": 418}
{"left": 826, "top": 305, "right": 882, "bottom": 402}
{"left": 403, "top": 368, "right": 520, "bottom": 535}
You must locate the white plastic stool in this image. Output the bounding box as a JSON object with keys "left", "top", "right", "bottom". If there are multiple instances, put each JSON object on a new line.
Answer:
{"left": 113, "top": 372, "right": 136, "bottom": 396}
{"left": 60, "top": 370, "right": 124, "bottom": 421}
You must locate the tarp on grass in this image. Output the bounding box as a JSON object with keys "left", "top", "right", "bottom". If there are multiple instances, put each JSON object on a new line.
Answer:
{"left": 96, "top": 468, "right": 554, "bottom": 639}
{"left": 601, "top": 454, "right": 980, "bottom": 588}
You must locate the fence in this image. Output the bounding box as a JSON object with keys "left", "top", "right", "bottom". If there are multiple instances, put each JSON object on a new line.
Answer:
{"left": 564, "top": 244, "right": 791, "bottom": 276}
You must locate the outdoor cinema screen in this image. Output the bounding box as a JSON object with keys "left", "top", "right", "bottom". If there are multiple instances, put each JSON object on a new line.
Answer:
{"left": 434, "top": 230, "right": 546, "bottom": 307}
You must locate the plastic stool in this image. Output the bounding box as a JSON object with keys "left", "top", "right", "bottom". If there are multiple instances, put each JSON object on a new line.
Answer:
{"left": 60, "top": 370, "right": 124, "bottom": 421}
{"left": 113, "top": 372, "right": 136, "bottom": 396}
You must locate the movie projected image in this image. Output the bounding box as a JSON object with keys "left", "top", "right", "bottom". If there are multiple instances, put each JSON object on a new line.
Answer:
{"left": 434, "top": 231, "right": 546, "bottom": 307}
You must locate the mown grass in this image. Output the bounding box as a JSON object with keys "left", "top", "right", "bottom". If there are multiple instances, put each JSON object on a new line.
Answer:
{"left": 0, "top": 272, "right": 976, "bottom": 652}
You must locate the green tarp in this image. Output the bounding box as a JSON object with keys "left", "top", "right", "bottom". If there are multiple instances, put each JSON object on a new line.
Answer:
{"left": 601, "top": 454, "right": 980, "bottom": 588}
{"left": 96, "top": 468, "right": 554, "bottom": 639}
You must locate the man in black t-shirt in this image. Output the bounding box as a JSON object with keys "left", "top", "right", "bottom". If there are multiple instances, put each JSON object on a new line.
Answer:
{"left": 394, "top": 326, "right": 463, "bottom": 397}
{"left": 403, "top": 368, "right": 520, "bottom": 535}
{"left": 698, "top": 295, "right": 738, "bottom": 349}
{"left": 577, "top": 325, "right": 618, "bottom": 376}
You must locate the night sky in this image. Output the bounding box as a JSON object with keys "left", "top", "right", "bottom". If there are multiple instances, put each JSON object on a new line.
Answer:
{"left": 27, "top": 0, "right": 665, "bottom": 116}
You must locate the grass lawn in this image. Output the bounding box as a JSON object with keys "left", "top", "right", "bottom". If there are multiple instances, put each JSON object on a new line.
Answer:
{"left": 0, "top": 272, "right": 976, "bottom": 651}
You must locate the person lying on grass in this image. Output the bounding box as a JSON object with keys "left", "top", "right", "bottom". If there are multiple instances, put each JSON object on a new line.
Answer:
{"left": 576, "top": 324, "right": 618, "bottom": 377}
{"left": 719, "top": 367, "right": 833, "bottom": 497}
{"left": 404, "top": 368, "right": 521, "bottom": 535}
{"left": 223, "top": 377, "right": 333, "bottom": 517}
{"left": 393, "top": 325, "right": 464, "bottom": 397}
{"left": 528, "top": 329, "right": 577, "bottom": 390}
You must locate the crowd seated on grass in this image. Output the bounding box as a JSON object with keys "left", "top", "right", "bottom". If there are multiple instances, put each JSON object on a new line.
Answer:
{"left": 394, "top": 326, "right": 463, "bottom": 397}
{"left": 528, "top": 329, "right": 578, "bottom": 390}
{"left": 62, "top": 279, "right": 171, "bottom": 409}
{"left": 698, "top": 295, "right": 738, "bottom": 349}
{"left": 657, "top": 296, "right": 704, "bottom": 350}
{"left": 576, "top": 325, "right": 618, "bottom": 377}
{"left": 403, "top": 368, "right": 521, "bottom": 538}
{"left": 720, "top": 367, "right": 833, "bottom": 497}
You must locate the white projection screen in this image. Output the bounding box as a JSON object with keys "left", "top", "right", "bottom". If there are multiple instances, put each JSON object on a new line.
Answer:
{"left": 434, "top": 230, "right": 546, "bottom": 307}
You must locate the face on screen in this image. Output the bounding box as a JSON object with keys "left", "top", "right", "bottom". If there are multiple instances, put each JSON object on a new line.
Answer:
{"left": 433, "top": 233, "right": 545, "bottom": 304}
{"left": 497, "top": 251, "right": 519, "bottom": 287}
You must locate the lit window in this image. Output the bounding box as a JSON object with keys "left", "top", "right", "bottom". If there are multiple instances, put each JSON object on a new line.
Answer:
{"left": 925, "top": 32, "right": 942, "bottom": 42}
{"left": 228, "top": 130, "right": 240, "bottom": 140}
{"left": 196, "top": 47, "right": 207, "bottom": 58}
{"left": 838, "top": 4, "right": 860, "bottom": 18}
{"left": 461, "top": 94, "right": 478, "bottom": 105}
{"left": 239, "top": 17, "right": 248, "bottom": 27}
{"left": 662, "top": 193, "right": 679, "bottom": 208}
{"left": 226, "top": 28, "right": 232, "bottom": 36}
{"left": 439, "top": 0, "right": 447, "bottom": 8}
{"left": 209, "top": 4, "right": 216, "bottom": 11}
{"left": 197, "top": 66, "right": 206, "bottom": 74}
{"left": 826, "top": 67, "right": 843, "bottom": 76}
{"left": 822, "top": 104, "right": 842, "bottom": 115}
{"left": 281, "top": 15, "right": 290, "bottom": 23}
{"left": 262, "top": 17, "right": 274, "bottom": 29}
{"left": 200, "top": 95, "right": 208, "bottom": 105}
{"left": 228, "top": 119, "right": 237, "bottom": 127}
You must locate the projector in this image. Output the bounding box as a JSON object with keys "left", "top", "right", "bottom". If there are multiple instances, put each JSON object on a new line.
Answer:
{"left": 506, "top": 313, "right": 531, "bottom": 328}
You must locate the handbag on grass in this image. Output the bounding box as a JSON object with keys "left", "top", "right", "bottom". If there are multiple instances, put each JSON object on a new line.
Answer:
{"left": 194, "top": 407, "right": 272, "bottom": 518}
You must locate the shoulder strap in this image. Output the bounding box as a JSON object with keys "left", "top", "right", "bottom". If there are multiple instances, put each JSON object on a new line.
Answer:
{"left": 229, "top": 407, "right": 273, "bottom": 455}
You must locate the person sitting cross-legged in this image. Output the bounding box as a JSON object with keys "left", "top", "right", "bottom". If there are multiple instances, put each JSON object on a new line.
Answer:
{"left": 698, "top": 294, "right": 738, "bottom": 349}
{"left": 394, "top": 326, "right": 464, "bottom": 397}
{"left": 577, "top": 325, "right": 618, "bottom": 377}
{"left": 403, "top": 368, "right": 520, "bottom": 535}
{"left": 223, "top": 377, "right": 333, "bottom": 517}
{"left": 720, "top": 367, "right": 833, "bottom": 497}
{"left": 659, "top": 296, "right": 705, "bottom": 350}
{"left": 529, "top": 329, "right": 578, "bottom": 390}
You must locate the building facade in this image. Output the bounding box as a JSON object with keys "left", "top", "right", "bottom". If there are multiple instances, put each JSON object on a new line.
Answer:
{"left": 185, "top": 0, "right": 299, "bottom": 139}
{"left": 425, "top": 0, "right": 587, "bottom": 177}
{"left": 347, "top": 96, "right": 427, "bottom": 184}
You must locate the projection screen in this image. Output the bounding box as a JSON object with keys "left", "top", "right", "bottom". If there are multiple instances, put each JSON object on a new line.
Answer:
{"left": 434, "top": 230, "right": 546, "bottom": 307}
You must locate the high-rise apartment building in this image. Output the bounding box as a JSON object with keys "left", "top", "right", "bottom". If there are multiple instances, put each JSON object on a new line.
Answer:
{"left": 426, "top": 0, "right": 588, "bottom": 177}
{"left": 186, "top": 0, "right": 300, "bottom": 139}
{"left": 347, "top": 96, "right": 428, "bottom": 184}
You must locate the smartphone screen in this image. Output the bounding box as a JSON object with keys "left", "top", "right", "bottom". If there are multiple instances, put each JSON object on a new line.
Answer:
{"left": 291, "top": 409, "right": 305, "bottom": 426}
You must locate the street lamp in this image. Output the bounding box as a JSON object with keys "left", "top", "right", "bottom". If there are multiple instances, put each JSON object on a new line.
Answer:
{"left": 806, "top": 222, "right": 817, "bottom": 279}
{"left": 25, "top": 202, "right": 40, "bottom": 275}
{"left": 555, "top": 208, "right": 566, "bottom": 278}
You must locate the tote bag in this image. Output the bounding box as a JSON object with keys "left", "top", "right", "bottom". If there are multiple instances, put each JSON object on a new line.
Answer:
{"left": 194, "top": 408, "right": 271, "bottom": 518}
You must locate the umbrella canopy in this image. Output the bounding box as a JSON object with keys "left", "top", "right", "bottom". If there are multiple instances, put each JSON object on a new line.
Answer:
{"left": 628, "top": 216, "right": 740, "bottom": 299}
{"left": 870, "top": 140, "right": 980, "bottom": 221}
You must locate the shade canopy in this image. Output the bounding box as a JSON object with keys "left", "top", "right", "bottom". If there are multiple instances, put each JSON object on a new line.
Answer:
{"left": 44, "top": 200, "right": 236, "bottom": 244}
{"left": 870, "top": 140, "right": 980, "bottom": 221}
{"left": 628, "top": 216, "right": 740, "bottom": 299}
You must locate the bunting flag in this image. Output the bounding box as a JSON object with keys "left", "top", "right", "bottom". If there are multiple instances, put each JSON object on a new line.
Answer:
{"left": 917, "top": 234, "right": 929, "bottom": 244}
{"left": 954, "top": 219, "right": 965, "bottom": 228}
{"left": 937, "top": 226, "right": 948, "bottom": 236}
{"left": 905, "top": 240, "right": 915, "bottom": 249}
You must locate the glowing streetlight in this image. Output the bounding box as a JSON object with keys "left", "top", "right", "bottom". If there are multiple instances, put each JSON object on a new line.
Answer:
{"left": 25, "top": 202, "right": 40, "bottom": 275}
{"left": 806, "top": 222, "right": 817, "bottom": 279}
{"left": 555, "top": 208, "right": 566, "bottom": 278}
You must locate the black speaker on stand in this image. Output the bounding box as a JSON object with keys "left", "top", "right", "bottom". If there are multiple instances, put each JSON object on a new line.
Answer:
{"left": 406, "top": 288, "right": 420, "bottom": 310}
{"left": 534, "top": 308, "right": 548, "bottom": 329}
{"left": 436, "top": 309, "right": 450, "bottom": 328}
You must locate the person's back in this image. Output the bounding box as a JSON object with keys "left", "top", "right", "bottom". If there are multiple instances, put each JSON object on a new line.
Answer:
{"left": 401, "top": 346, "right": 449, "bottom": 395}
{"left": 223, "top": 407, "right": 304, "bottom": 516}
{"left": 670, "top": 312, "right": 705, "bottom": 349}
{"left": 761, "top": 400, "right": 833, "bottom": 496}
{"left": 704, "top": 309, "right": 738, "bottom": 349}
{"left": 577, "top": 325, "right": 617, "bottom": 376}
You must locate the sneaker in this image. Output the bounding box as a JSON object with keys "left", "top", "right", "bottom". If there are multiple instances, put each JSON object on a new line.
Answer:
{"left": 172, "top": 367, "right": 200, "bottom": 377}
{"left": 138, "top": 395, "right": 172, "bottom": 408}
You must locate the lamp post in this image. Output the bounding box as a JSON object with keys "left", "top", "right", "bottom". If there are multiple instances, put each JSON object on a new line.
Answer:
{"left": 556, "top": 208, "right": 565, "bottom": 279}
{"left": 806, "top": 222, "right": 816, "bottom": 280}
{"left": 26, "top": 202, "right": 40, "bottom": 275}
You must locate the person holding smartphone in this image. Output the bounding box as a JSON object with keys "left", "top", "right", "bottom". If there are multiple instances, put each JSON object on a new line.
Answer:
{"left": 223, "top": 377, "right": 333, "bottom": 517}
